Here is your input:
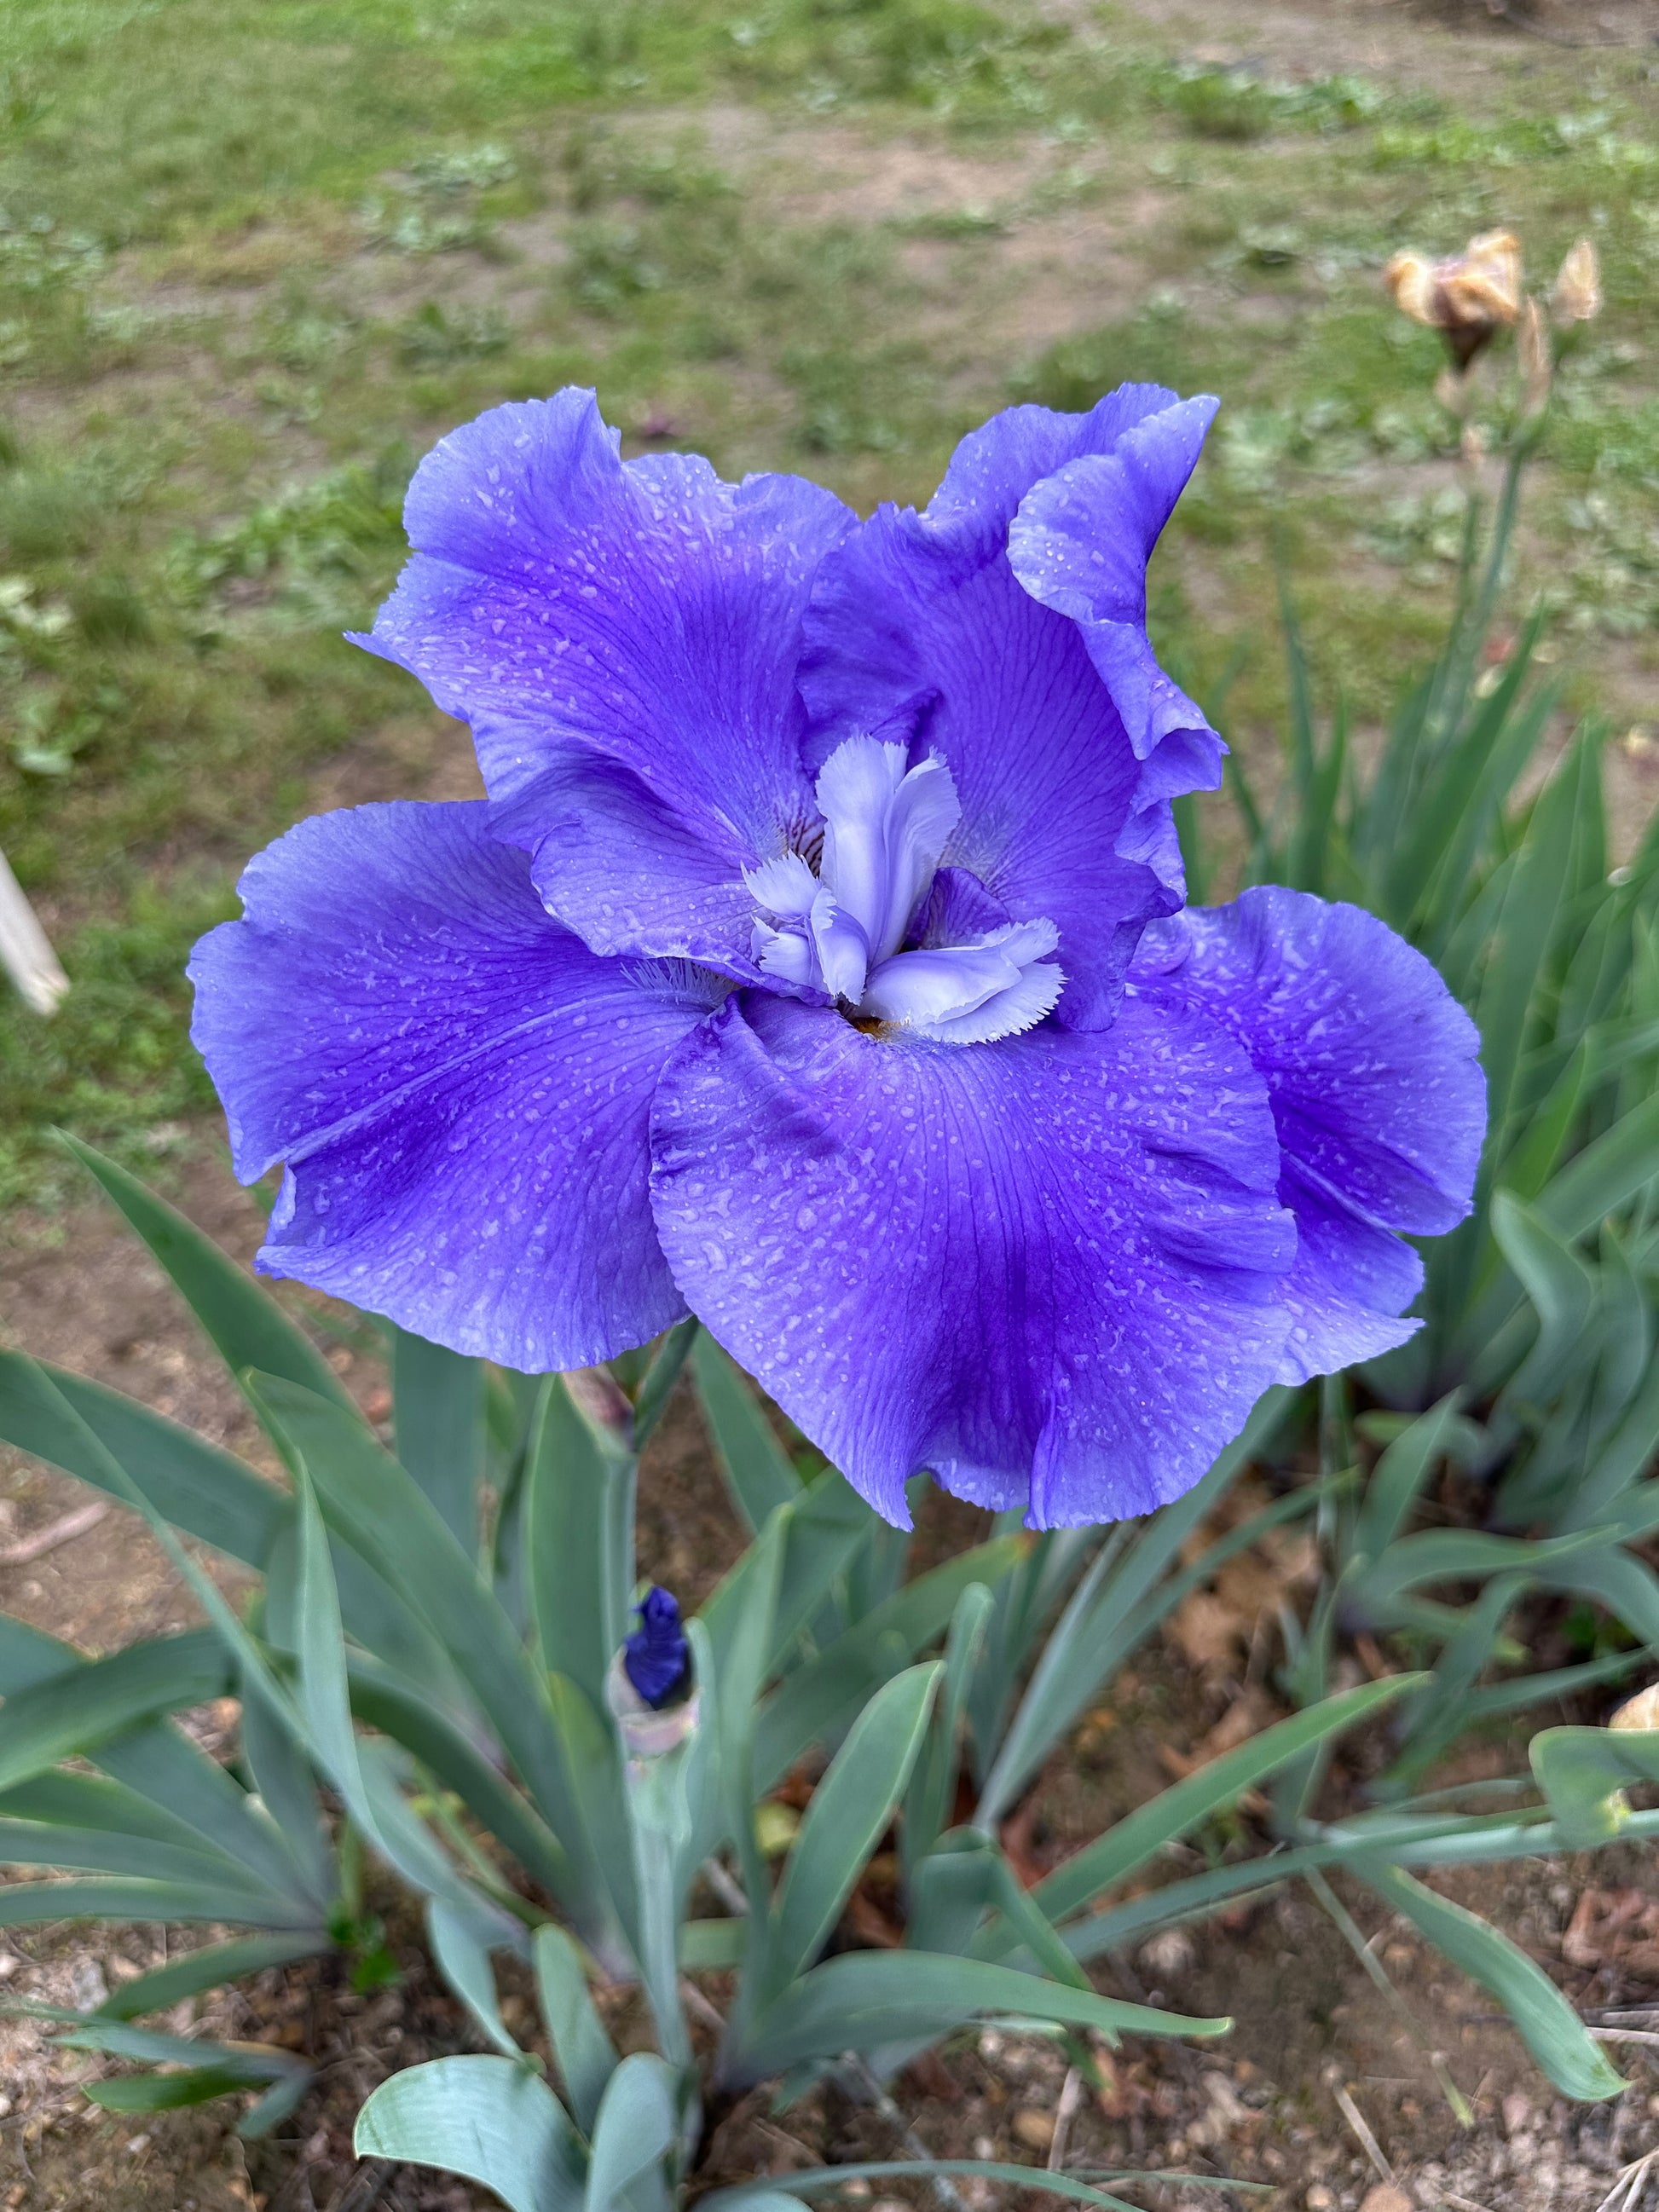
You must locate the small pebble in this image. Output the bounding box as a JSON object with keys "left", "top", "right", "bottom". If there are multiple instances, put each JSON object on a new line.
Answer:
{"left": 1012, "top": 2108, "right": 1055, "bottom": 2151}
{"left": 1305, "top": 2189, "right": 1334, "bottom": 2211}
{"left": 0, "top": 2095, "right": 11, "bottom": 2120}
{"left": 70, "top": 1958, "right": 108, "bottom": 2011}
{"left": 1357, "top": 2189, "right": 1412, "bottom": 2212}
{"left": 1139, "top": 1928, "right": 1196, "bottom": 1978}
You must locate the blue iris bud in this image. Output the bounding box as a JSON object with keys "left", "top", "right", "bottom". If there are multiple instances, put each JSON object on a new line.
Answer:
{"left": 622, "top": 1585, "right": 691, "bottom": 1709}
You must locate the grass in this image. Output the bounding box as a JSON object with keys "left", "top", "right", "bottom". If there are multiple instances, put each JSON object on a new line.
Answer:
{"left": 3, "top": 0, "right": 1659, "bottom": 1206}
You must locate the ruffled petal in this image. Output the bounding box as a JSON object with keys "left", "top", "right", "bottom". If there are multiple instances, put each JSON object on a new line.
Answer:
{"left": 1278, "top": 1161, "right": 1428, "bottom": 1379}
{"left": 1006, "top": 394, "right": 1224, "bottom": 810}
{"left": 924, "top": 386, "right": 1199, "bottom": 562}
{"left": 356, "top": 389, "right": 853, "bottom": 873}
{"left": 800, "top": 389, "right": 1217, "bottom": 1032}
{"left": 493, "top": 748, "right": 768, "bottom": 985}
{"left": 649, "top": 993, "right": 1294, "bottom": 1528}
{"left": 1129, "top": 887, "right": 1486, "bottom": 1385}
{"left": 189, "top": 801, "right": 722, "bottom": 1371}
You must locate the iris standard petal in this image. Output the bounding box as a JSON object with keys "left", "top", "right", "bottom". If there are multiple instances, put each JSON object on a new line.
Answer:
{"left": 189, "top": 800, "right": 724, "bottom": 1371}
{"left": 923, "top": 384, "right": 1199, "bottom": 561}
{"left": 356, "top": 388, "right": 853, "bottom": 917}
{"left": 1129, "top": 887, "right": 1486, "bottom": 1385}
{"left": 800, "top": 390, "right": 1217, "bottom": 1031}
{"left": 1276, "top": 1159, "right": 1430, "bottom": 1379}
{"left": 649, "top": 992, "right": 1294, "bottom": 1528}
{"left": 1006, "top": 394, "right": 1224, "bottom": 811}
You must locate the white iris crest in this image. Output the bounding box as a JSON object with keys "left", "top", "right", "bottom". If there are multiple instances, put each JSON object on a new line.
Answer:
{"left": 744, "top": 735, "right": 1065, "bottom": 1046}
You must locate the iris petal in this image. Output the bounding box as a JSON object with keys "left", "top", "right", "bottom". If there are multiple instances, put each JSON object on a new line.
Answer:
{"left": 190, "top": 801, "right": 719, "bottom": 1371}
{"left": 649, "top": 989, "right": 1293, "bottom": 1528}
{"left": 1129, "top": 887, "right": 1485, "bottom": 1383}
{"left": 808, "top": 887, "right": 870, "bottom": 1004}
{"left": 744, "top": 852, "right": 819, "bottom": 921}
{"left": 800, "top": 390, "right": 1220, "bottom": 1031}
{"left": 358, "top": 389, "right": 853, "bottom": 966}
{"left": 494, "top": 747, "right": 763, "bottom": 983}
{"left": 909, "top": 959, "right": 1066, "bottom": 1046}
{"left": 1006, "top": 395, "right": 1225, "bottom": 811}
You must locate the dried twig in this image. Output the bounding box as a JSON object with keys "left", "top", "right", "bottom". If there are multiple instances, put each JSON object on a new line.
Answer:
{"left": 1048, "top": 2065, "right": 1083, "bottom": 2172}
{"left": 1595, "top": 2146, "right": 1659, "bottom": 2212}
{"left": 1332, "top": 2083, "right": 1393, "bottom": 2186}
{"left": 0, "top": 1500, "right": 108, "bottom": 1569}
{"left": 679, "top": 1977, "right": 725, "bottom": 2034}
{"left": 701, "top": 1857, "right": 749, "bottom": 1916}
{"left": 321, "top": 2160, "right": 394, "bottom": 2212}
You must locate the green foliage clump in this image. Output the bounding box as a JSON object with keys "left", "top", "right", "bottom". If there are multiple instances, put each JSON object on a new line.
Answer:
{"left": 0, "top": 1145, "right": 1634, "bottom": 2172}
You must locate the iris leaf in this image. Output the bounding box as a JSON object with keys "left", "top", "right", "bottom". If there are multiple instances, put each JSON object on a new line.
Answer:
{"left": 59, "top": 1132, "right": 356, "bottom": 1426}
{"left": 583, "top": 2051, "right": 679, "bottom": 2212}
{"left": 355, "top": 2054, "right": 587, "bottom": 2212}
{"left": 763, "top": 1661, "right": 939, "bottom": 1995}
{"left": 1032, "top": 1677, "right": 1420, "bottom": 1926}
{"left": 691, "top": 1336, "right": 801, "bottom": 1534}
{"left": 393, "top": 1328, "right": 487, "bottom": 1556}
{"left": 1361, "top": 1864, "right": 1624, "bottom": 2102}
{"left": 0, "top": 1352, "right": 282, "bottom": 1566}
{"left": 534, "top": 1924, "right": 618, "bottom": 2138}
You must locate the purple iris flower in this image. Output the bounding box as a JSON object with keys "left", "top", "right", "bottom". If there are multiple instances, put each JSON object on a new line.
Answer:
{"left": 189, "top": 384, "right": 1486, "bottom": 1530}
{"left": 623, "top": 1585, "right": 691, "bottom": 1709}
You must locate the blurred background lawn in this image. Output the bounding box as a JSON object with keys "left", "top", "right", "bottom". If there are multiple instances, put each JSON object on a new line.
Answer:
{"left": 3, "top": 0, "right": 1657, "bottom": 1213}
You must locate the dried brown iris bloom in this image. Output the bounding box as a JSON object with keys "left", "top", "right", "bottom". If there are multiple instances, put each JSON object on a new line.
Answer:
{"left": 1384, "top": 228, "right": 1523, "bottom": 370}
{"left": 1517, "top": 296, "right": 1552, "bottom": 420}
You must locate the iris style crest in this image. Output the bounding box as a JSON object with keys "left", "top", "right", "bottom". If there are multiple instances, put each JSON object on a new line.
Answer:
{"left": 745, "top": 735, "right": 1065, "bottom": 1043}
{"left": 190, "top": 384, "right": 1486, "bottom": 1530}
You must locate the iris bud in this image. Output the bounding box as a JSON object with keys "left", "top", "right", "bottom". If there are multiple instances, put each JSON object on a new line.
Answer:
{"left": 607, "top": 1585, "right": 697, "bottom": 1758}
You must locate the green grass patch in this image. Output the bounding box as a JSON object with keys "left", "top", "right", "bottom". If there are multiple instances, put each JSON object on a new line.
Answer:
{"left": 3, "top": 0, "right": 1657, "bottom": 1203}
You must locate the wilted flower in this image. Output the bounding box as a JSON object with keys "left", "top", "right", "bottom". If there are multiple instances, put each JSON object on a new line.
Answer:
{"left": 1517, "top": 297, "right": 1552, "bottom": 420}
{"left": 191, "top": 387, "right": 1484, "bottom": 1529}
{"left": 1384, "top": 229, "right": 1523, "bottom": 369}
{"left": 1551, "top": 236, "right": 1602, "bottom": 326}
